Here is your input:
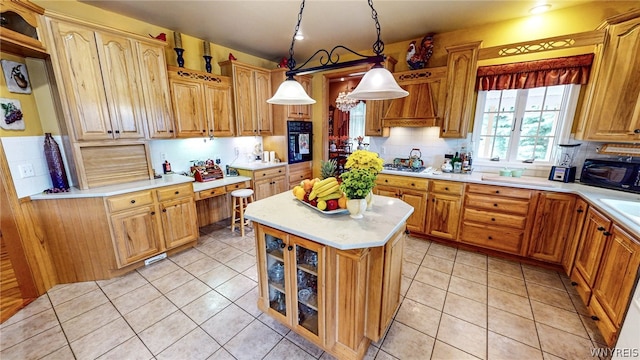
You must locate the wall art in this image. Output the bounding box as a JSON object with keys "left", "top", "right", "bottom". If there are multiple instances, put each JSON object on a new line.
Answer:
{"left": 0, "top": 98, "right": 25, "bottom": 130}
{"left": 1, "top": 59, "right": 32, "bottom": 94}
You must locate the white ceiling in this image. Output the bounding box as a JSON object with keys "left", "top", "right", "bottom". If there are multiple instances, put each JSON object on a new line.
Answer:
{"left": 80, "top": 0, "right": 592, "bottom": 63}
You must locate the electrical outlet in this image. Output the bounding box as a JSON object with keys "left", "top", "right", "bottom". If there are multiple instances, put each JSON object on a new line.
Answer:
{"left": 160, "top": 153, "right": 166, "bottom": 160}
{"left": 381, "top": 146, "right": 386, "bottom": 154}
{"left": 19, "top": 163, "right": 35, "bottom": 178}
{"left": 234, "top": 147, "right": 239, "bottom": 156}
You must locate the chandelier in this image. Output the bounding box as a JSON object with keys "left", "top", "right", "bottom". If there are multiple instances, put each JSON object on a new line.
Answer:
{"left": 336, "top": 91, "right": 359, "bottom": 112}
{"left": 267, "top": 0, "right": 409, "bottom": 105}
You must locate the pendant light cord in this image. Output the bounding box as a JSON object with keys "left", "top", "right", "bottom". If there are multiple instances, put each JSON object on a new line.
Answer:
{"left": 287, "top": 0, "right": 306, "bottom": 72}
{"left": 368, "top": 0, "right": 384, "bottom": 57}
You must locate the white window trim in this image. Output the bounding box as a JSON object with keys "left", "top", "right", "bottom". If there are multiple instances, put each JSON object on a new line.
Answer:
{"left": 470, "top": 84, "right": 581, "bottom": 170}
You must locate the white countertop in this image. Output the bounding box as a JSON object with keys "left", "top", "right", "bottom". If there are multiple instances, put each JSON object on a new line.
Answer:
{"left": 230, "top": 162, "right": 286, "bottom": 171}
{"left": 244, "top": 191, "right": 414, "bottom": 250}
{"left": 381, "top": 168, "right": 640, "bottom": 236}
{"left": 192, "top": 176, "right": 252, "bottom": 192}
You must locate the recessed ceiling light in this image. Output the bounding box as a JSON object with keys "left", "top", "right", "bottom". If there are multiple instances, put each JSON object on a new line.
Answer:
{"left": 294, "top": 32, "right": 304, "bottom": 41}
{"left": 529, "top": 3, "right": 552, "bottom": 14}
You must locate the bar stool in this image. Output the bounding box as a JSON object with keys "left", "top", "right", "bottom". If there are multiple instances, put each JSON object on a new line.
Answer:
{"left": 231, "top": 188, "right": 255, "bottom": 236}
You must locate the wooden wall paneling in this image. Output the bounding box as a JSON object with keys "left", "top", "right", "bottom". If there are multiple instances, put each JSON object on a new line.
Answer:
{"left": 0, "top": 142, "right": 55, "bottom": 298}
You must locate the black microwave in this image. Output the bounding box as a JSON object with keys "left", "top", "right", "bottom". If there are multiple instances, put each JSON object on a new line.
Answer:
{"left": 287, "top": 121, "right": 313, "bottom": 164}
{"left": 580, "top": 158, "right": 640, "bottom": 194}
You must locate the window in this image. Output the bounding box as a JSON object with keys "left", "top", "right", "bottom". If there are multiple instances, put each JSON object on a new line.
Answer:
{"left": 472, "top": 84, "right": 579, "bottom": 165}
{"left": 348, "top": 101, "right": 369, "bottom": 144}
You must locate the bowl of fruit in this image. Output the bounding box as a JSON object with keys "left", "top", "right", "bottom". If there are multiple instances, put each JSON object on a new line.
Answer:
{"left": 292, "top": 177, "right": 348, "bottom": 214}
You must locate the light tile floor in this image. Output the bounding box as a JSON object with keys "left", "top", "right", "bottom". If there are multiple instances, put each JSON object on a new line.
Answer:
{"left": 0, "top": 221, "right": 609, "bottom": 360}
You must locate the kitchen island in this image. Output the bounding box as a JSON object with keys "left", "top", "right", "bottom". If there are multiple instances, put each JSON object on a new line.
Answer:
{"left": 245, "top": 192, "right": 414, "bottom": 360}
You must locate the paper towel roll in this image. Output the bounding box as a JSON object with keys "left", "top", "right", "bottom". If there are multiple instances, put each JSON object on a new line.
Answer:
{"left": 269, "top": 151, "right": 276, "bottom": 162}
{"left": 263, "top": 151, "right": 269, "bottom": 163}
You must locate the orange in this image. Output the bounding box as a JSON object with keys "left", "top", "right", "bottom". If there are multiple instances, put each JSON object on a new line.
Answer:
{"left": 338, "top": 195, "right": 347, "bottom": 209}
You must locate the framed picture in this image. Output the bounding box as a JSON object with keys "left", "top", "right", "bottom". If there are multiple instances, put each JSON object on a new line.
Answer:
{"left": 1, "top": 59, "right": 32, "bottom": 94}
{"left": 0, "top": 98, "right": 25, "bottom": 130}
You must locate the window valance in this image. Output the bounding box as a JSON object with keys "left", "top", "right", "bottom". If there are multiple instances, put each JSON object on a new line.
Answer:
{"left": 476, "top": 53, "right": 594, "bottom": 91}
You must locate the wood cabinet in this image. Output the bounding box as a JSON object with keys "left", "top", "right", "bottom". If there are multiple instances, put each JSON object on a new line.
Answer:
{"left": 0, "top": 0, "right": 47, "bottom": 58}
{"left": 136, "top": 42, "right": 175, "bottom": 139}
{"left": 256, "top": 225, "right": 325, "bottom": 345}
{"left": 441, "top": 42, "right": 481, "bottom": 139}
{"left": 577, "top": 11, "right": 640, "bottom": 142}
{"left": 425, "top": 180, "right": 463, "bottom": 240}
{"left": 47, "top": 18, "right": 170, "bottom": 141}
{"left": 460, "top": 184, "right": 535, "bottom": 255}
{"left": 254, "top": 222, "right": 405, "bottom": 359}
{"left": 570, "top": 207, "right": 612, "bottom": 304}
{"left": 271, "top": 69, "right": 313, "bottom": 135}
{"left": 591, "top": 225, "right": 640, "bottom": 345}
{"left": 562, "top": 198, "right": 589, "bottom": 274}
{"left": 374, "top": 174, "right": 428, "bottom": 234}
{"left": 528, "top": 192, "right": 576, "bottom": 264}
{"left": 220, "top": 60, "right": 273, "bottom": 136}
{"left": 287, "top": 162, "right": 313, "bottom": 189}
{"left": 236, "top": 165, "right": 287, "bottom": 201}
{"left": 168, "top": 67, "right": 235, "bottom": 138}
{"left": 107, "top": 183, "right": 198, "bottom": 268}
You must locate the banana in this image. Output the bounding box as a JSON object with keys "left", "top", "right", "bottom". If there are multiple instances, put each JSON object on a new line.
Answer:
{"left": 318, "top": 191, "right": 342, "bottom": 201}
{"left": 317, "top": 183, "right": 340, "bottom": 198}
{"left": 310, "top": 177, "right": 338, "bottom": 200}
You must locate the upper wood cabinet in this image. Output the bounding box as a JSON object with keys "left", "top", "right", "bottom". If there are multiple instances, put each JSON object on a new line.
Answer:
{"left": 577, "top": 11, "right": 640, "bottom": 142}
{"left": 168, "top": 67, "right": 235, "bottom": 138}
{"left": 0, "top": 0, "right": 47, "bottom": 58}
{"left": 220, "top": 60, "right": 273, "bottom": 136}
{"left": 136, "top": 42, "right": 175, "bottom": 139}
{"left": 45, "top": 16, "right": 170, "bottom": 141}
{"left": 441, "top": 42, "right": 481, "bottom": 139}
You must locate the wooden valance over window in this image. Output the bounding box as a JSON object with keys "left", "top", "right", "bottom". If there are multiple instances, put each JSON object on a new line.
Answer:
{"left": 476, "top": 53, "right": 595, "bottom": 91}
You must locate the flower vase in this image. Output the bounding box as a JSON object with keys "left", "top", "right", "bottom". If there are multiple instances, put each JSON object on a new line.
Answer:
{"left": 347, "top": 198, "right": 367, "bottom": 219}
{"left": 43, "top": 133, "right": 69, "bottom": 190}
{"left": 365, "top": 190, "right": 373, "bottom": 211}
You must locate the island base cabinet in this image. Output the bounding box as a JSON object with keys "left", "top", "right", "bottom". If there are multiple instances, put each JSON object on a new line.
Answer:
{"left": 254, "top": 223, "right": 405, "bottom": 360}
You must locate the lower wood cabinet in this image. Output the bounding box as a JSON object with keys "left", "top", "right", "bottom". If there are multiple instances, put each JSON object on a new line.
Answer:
{"left": 32, "top": 182, "right": 199, "bottom": 282}
{"left": 527, "top": 192, "right": 576, "bottom": 264}
{"left": 460, "top": 184, "right": 535, "bottom": 256}
{"left": 374, "top": 174, "right": 428, "bottom": 234}
{"left": 287, "top": 162, "right": 313, "bottom": 189}
{"left": 254, "top": 223, "right": 405, "bottom": 359}
{"left": 425, "top": 180, "right": 463, "bottom": 240}
{"left": 237, "top": 165, "right": 286, "bottom": 200}
{"left": 562, "top": 198, "right": 589, "bottom": 274}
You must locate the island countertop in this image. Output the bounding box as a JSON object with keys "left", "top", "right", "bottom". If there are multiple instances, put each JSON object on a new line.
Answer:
{"left": 244, "top": 191, "right": 414, "bottom": 250}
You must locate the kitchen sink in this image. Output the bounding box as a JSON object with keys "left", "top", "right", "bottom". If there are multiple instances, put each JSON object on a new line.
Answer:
{"left": 600, "top": 198, "right": 640, "bottom": 227}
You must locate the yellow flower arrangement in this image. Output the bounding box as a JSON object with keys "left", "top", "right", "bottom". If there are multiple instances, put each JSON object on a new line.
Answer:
{"left": 344, "top": 150, "right": 384, "bottom": 174}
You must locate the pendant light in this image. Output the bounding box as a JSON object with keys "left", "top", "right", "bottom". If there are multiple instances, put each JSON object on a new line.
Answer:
{"left": 267, "top": 0, "right": 408, "bottom": 105}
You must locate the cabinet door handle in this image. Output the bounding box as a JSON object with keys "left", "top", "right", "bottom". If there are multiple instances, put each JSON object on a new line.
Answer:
{"left": 115, "top": 130, "right": 120, "bottom": 134}
{"left": 411, "top": 183, "right": 415, "bottom": 187}
{"left": 634, "top": 129, "right": 640, "bottom": 134}
{"left": 488, "top": 236, "right": 493, "bottom": 240}
{"left": 591, "top": 315, "right": 599, "bottom": 321}
{"left": 130, "top": 200, "right": 136, "bottom": 204}
{"left": 571, "top": 281, "right": 578, "bottom": 286}
{"left": 150, "top": 211, "right": 155, "bottom": 215}
{"left": 202, "top": 130, "right": 206, "bottom": 133}
{"left": 603, "top": 231, "right": 612, "bottom": 236}
{"left": 107, "top": 130, "right": 113, "bottom": 134}
{"left": 597, "top": 226, "right": 605, "bottom": 231}
{"left": 491, "top": 218, "right": 496, "bottom": 221}
{"left": 280, "top": 242, "right": 285, "bottom": 249}
{"left": 577, "top": 208, "right": 584, "bottom": 213}
{"left": 384, "top": 179, "right": 389, "bottom": 183}
{"left": 287, "top": 245, "right": 293, "bottom": 251}
{"left": 493, "top": 203, "right": 498, "bottom": 207}
{"left": 432, "top": 198, "right": 435, "bottom": 202}
{"left": 175, "top": 191, "right": 179, "bottom": 195}
{"left": 278, "top": 170, "right": 282, "bottom": 173}
{"left": 445, "top": 187, "right": 449, "bottom": 191}
{"left": 163, "top": 209, "right": 167, "bottom": 212}
{"left": 169, "top": 130, "right": 174, "bottom": 133}
{"left": 495, "top": 190, "right": 500, "bottom": 194}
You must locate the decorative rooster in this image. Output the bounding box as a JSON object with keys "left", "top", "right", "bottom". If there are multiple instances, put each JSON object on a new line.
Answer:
{"left": 228, "top": 53, "right": 237, "bottom": 61}
{"left": 406, "top": 33, "right": 435, "bottom": 70}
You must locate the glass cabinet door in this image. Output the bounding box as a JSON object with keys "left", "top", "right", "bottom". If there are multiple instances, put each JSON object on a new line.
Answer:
{"left": 265, "top": 232, "right": 287, "bottom": 316}
{"left": 293, "top": 239, "right": 322, "bottom": 336}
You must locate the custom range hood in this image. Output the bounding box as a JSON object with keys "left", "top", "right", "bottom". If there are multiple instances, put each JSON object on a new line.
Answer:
{"left": 381, "top": 67, "right": 445, "bottom": 128}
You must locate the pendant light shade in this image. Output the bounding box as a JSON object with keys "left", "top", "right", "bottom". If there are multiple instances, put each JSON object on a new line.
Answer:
{"left": 347, "top": 65, "right": 409, "bottom": 100}
{"left": 267, "top": 78, "right": 316, "bottom": 105}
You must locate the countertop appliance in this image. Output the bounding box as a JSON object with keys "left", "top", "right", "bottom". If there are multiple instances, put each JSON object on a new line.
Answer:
{"left": 580, "top": 158, "right": 640, "bottom": 194}
{"left": 287, "top": 121, "right": 313, "bottom": 164}
{"left": 549, "top": 143, "right": 581, "bottom": 183}
{"left": 383, "top": 163, "right": 427, "bottom": 173}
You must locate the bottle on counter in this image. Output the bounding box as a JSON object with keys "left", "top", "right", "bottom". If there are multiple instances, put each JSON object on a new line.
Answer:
{"left": 163, "top": 160, "right": 172, "bottom": 174}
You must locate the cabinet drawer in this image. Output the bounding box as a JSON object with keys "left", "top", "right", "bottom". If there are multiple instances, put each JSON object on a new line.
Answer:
{"left": 107, "top": 190, "right": 154, "bottom": 212}
{"left": 463, "top": 208, "right": 527, "bottom": 229}
{"left": 289, "top": 170, "right": 313, "bottom": 184}
{"left": 588, "top": 295, "right": 618, "bottom": 347}
{"left": 460, "top": 223, "right": 524, "bottom": 255}
{"left": 157, "top": 183, "right": 193, "bottom": 201}
{"left": 196, "top": 186, "right": 226, "bottom": 200}
{"left": 430, "top": 180, "right": 464, "bottom": 195}
{"left": 254, "top": 166, "right": 286, "bottom": 179}
{"left": 466, "top": 184, "right": 534, "bottom": 199}
{"left": 465, "top": 193, "right": 530, "bottom": 215}
{"left": 376, "top": 175, "right": 428, "bottom": 191}
{"left": 570, "top": 268, "right": 592, "bottom": 306}
{"left": 225, "top": 181, "right": 251, "bottom": 192}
